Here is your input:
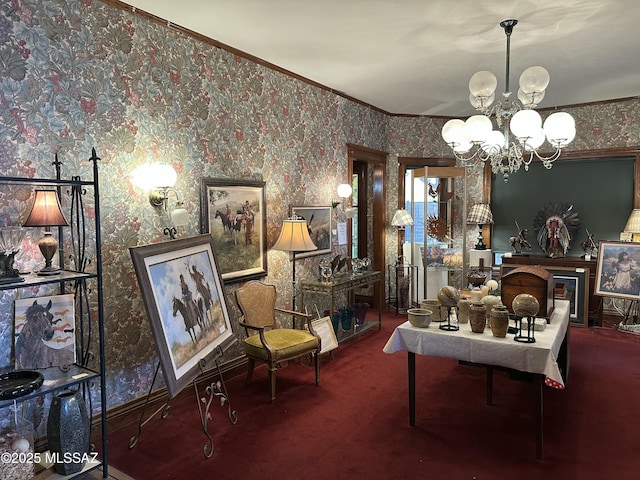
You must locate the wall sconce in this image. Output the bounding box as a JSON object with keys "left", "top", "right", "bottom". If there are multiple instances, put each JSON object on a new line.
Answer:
{"left": 332, "top": 183, "right": 354, "bottom": 218}
{"left": 132, "top": 163, "right": 189, "bottom": 238}
{"left": 22, "top": 190, "right": 69, "bottom": 275}
{"left": 467, "top": 203, "right": 493, "bottom": 250}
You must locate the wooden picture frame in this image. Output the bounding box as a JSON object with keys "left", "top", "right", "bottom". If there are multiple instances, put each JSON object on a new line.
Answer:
{"left": 290, "top": 205, "right": 332, "bottom": 258}
{"left": 500, "top": 264, "right": 589, "bottom": 326}
{"left": 200, "top": 178, "right": 267, "bottom": 284}
{"left": 130, "top": 234, "right": 236, "bottom": 398}
{"left": 311, "top": 316, "right": 338, "bottom": 354}
{"left": 595, "top": 241, "right": 640, "bottom": 301}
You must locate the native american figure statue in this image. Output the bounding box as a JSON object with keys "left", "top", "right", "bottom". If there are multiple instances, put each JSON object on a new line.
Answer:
{"left": 533, "top": 203, "right": 580, "bottom": 258}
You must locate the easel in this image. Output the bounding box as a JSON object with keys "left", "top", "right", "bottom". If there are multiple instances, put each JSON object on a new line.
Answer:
{"left": 128, "top": 344, "right": 237, "bottom": 458}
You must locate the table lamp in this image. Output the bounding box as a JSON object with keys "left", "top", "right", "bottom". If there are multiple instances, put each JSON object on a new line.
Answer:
{"left": 391, "top": 208, "right": 414, "bottom": 259}
{"left": 273, "top": 214, "right": 317, "bottom": 314}
{"left": 467, "top": 203, "right": 493, "bottom": 250}
{"left": 623, "top": 209, "right": 640, "bottom": 242}
{"left": 23, "top": 190, "right": 69, "bottom": 275}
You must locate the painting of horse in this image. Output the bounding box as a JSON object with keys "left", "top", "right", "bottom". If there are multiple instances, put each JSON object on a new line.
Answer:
{"left": 14, "top": 294, "right": 76, "bottom": 369}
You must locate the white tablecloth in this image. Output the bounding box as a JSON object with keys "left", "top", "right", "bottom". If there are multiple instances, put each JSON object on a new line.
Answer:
{"left": 383, "top": 300, "right": 570, "bottom": 388}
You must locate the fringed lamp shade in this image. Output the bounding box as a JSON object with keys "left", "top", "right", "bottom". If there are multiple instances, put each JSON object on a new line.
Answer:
{"left": 23, "top": 190, "right": 69, "bottom": 275}
{"left": 467, "top": 203, "right": 493, "bottom": 250}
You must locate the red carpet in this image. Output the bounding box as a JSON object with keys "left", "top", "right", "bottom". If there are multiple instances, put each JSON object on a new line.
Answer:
{"left": 107, "top": 312, "right": 640, "bottom": 480}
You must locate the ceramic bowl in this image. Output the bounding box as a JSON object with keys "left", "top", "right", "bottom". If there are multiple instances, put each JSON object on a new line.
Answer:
{"left": 407, "top": 308, "right": 433, "bottom": 328}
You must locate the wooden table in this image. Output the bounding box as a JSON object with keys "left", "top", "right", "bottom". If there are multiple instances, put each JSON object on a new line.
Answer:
{"left": 383, "top": 300, "right": 570, "bottom": 460}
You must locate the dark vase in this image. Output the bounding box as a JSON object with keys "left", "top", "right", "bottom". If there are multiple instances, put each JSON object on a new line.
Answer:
{"left": 331, "top": 312, "right": 341, "bottom": 334}
{"left": 47, "top": 390, "right": 90, "bottom": 475}
{"left": 340, "top": 306, "right": 354, "bottom": 331}
{"left": 353, "top": 303, "right": 369, "bottom": 325}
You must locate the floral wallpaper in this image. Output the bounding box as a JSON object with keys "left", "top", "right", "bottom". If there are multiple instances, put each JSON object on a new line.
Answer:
{"left": 0, "top": 0, "right": 638, "bottom": 426}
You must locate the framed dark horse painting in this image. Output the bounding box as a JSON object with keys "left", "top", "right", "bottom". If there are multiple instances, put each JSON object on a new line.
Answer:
{"left": 14, "top": 294, "right": 76, "bottom": 369}
{"left": 199, "top": 178, "right": 267, "bottom": 284}
{"left": 130, "top": 234, "right": 236, "bottom": 398}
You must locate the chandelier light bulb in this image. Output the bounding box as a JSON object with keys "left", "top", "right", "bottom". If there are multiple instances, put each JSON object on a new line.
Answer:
{"left": 481, "top": 130, "right": 505, "bottom": 154}
{"left": 469, "top": 92, "right": 496, "bottom": 110}
{"left": 518, "top": 87, "right": 545, "bottom": 107}
{"left": 518, "top": 66, "right": 550, "bottom": 94}
{"left": 442, "top": 119, "right": 466, "bottom": 146}
{"left": 463, "top": 115, "right": 493, "bottom": 143}
{"left": 468, "top": 70, "right": 498, "bottom": 98}
{"left": 522, "top": 127, "right": 546, "bottom": 151}
{"left": 544, "top": 112, "right": 576, "bottom": 147}
{"left": 453, "top": 139, "right": 473, "bottom": 154}
{"left": 510, "top": 109, "right": 542, "bottom": 140}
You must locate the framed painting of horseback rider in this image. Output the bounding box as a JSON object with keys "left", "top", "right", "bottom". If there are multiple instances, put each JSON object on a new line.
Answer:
{"left": 290, "top": 205, "right": 333, "bottom": 258}
{"left": 130, "top": 234, "right": 236, "bottom": 398}
{"left": 200, "top": 178, "right": 267, "bottom": 284}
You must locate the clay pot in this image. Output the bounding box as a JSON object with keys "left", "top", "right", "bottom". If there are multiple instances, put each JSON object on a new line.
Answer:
{"left": 481, "top": 294, "right": 501, "bottom": 328}
{"left": 421, "top": 299, "right": 445, "bottom": 321}
{"left": 469, "top": 302, "right": 487, "bottom": 333}
{"left": 490, "top": 304, "right": 510, "bottom": 338}
{"left": 457, "top": 298, "right": 471, "bottom": 324}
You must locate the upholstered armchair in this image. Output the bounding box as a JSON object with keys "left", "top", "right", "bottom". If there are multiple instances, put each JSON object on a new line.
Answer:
{"left": 235, "top": 280, "right": 321, "bottom": 402}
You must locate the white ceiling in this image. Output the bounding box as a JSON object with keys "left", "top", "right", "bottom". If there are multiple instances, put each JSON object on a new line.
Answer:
{"left": 120, "top": 0, "right": 640, "bottom": 117}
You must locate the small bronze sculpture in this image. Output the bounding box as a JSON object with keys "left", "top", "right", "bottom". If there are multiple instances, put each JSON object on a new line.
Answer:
{"left": 509, "top": 221, "right": 532, "bottom": 254}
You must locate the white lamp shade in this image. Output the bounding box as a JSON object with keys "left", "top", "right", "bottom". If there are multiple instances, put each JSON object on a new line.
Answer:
{"left": 510, "top": 109, "right": 542, "bottom": 140}
{"left": 518, "top": 66, "right": 550, "bottom": 94}
{"left": 480, "top": 130, "right": 505, "bottom": 154}
{"left": 468, "top": 70, "right": 497, "bottom": 98}
{"left": 132, "top": 163, "right": 177, "bottom": 190}
{"left": 463, "top": 115, "right": 493, "bottom": 143}
{"left": 170, "top": 204, "right": 189, "bottom": 227}
{"left": 518, "top": 87, "right": 545, "bottom": 107}
{"left": 337, "top": 183, "right": 352, "bottom": 199}
{"left": 453, "top": 139, "right": 473, "bottom": 154}
{"left": 522, "top": 127, "right": 546, "bottom": 151}
{"left": 469, "top": 92, "right": 495, "bottom": 110}
{"left": 273, "top": 217, "right": 317, "bottom": 252}
{"left": 543, "top": 112, "right": 576, "bottom": 147}
{"left": 441, "top": 119, "right": 466, "bottom": 145}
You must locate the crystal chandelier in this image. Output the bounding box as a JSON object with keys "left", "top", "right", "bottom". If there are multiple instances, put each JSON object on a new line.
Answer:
{"left": 441, "top": 19, "right": 576, "bottom": 182}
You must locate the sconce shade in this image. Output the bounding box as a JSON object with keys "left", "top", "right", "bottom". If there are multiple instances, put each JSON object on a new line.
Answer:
{"left": 273, "top": 217, "right": 317, "bottom": 252}
{"left": 23, "top": 190, "right": 69, "bottom": 227}
{"left": 467, "top": 203, "right": 493, "bottom": 225}
{"left": 337, "top": 183, "right": 353, "bottom": 199}
{"left": 171, "top": 202, "right": 189, "bottom": 227}
{"left": 624, "top": 209, "right": 640, "bottom": 233}
{"left": 391, "top": 209, "right": 414, "bottom": 227}
{"left": 132, "top": 163, "right": 177, "bottom": 190}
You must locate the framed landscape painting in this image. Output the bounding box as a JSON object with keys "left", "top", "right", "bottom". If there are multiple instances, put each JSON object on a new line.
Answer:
{"left": 130, "top": 234, "right": 236, "bottom": 398}
{"left": 290, "top": 205, "right": 332, "bottom": 258}
{"left": 200, "top": 178, "right": 267, "bottom": 283}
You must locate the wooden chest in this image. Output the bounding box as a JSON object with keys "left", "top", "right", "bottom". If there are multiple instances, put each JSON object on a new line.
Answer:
{"left": 500, "top": 265, "right": 555, "bottom": 320}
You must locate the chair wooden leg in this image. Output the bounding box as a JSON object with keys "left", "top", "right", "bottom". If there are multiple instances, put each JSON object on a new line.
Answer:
{"left": 269, "top": 364, "right": 277, "bottom": 402}
{"left": 246, "top": 358, "right": 255, "bottom": 384}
